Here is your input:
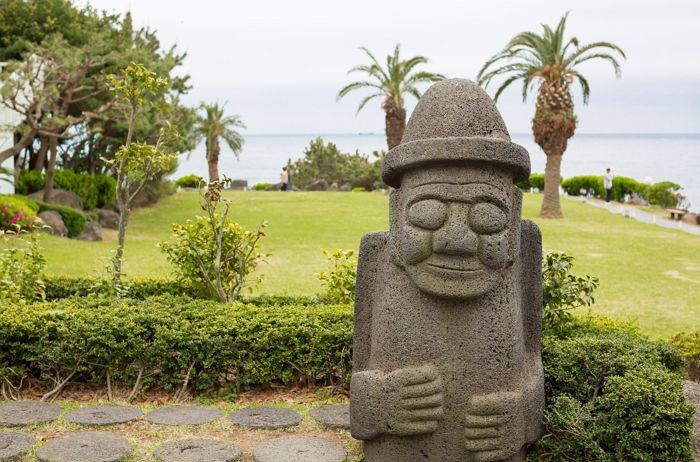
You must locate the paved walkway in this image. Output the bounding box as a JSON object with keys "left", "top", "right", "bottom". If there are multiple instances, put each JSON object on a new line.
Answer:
{"left": 568, "top": 196, "right": 700, "bottom": 236}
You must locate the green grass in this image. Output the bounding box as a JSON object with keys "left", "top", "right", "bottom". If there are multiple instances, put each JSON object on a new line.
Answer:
{"left": 38, "top": 190, "right": 700, "bottom": 338}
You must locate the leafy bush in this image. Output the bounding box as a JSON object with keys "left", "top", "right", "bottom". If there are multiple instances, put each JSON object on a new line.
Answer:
{"left": 16, "top": 170, "right": 116, "bottom": 210}
{"left": 253, "top": 182, "right": 273, "bottom": 191}
{"left": 291, "top": 137, "right": 383, "bottom": 191}
{"left": 542, "top": 252, "right": 599, "bottom": 334}
{"left": 647, "top": 181, "right": 683, "bottom": 209}
{"left": 0, "top": 296, "right": 353, "bottom": 399}
{"left": 176, "top": 174, "right": 204, "bottom": 188}
{"left": 38, "top": 202, "right": 86, "bottom": 237}
{"left": 611, "top": 176, "right": 648, "bottom": 202}
{"left": 316, "top": 248, "right": 357, "bottom": 304}
{"left": 671, "top": 330, "right": 700, "bottom": 381}
{"left": 160, "top": 180, "right": 268, "bottom": 303}
{"left": 0, "top": 194, "right": 38, "bottom": 230}
{"left": 0, "top": 227, "right": 45, "bottom": 303}
{"left": 516, "top": 174, "right": 553, "bottom": 191}
{"left": 561, "top": 175, "right": 605, "bottom": 197}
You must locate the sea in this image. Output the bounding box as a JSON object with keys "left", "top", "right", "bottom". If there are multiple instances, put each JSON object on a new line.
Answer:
{"left": 176, "top": 133, "right": 700, "bottom": 213}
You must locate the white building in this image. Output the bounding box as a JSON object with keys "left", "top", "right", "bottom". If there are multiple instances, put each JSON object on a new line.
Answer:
{"left": 0, "top": 62, "right": 23, "bottom": 194}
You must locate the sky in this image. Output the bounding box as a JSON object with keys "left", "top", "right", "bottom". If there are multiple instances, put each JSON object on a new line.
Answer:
{"left": 79, "top": 0, "right": 700, "bottom": 135}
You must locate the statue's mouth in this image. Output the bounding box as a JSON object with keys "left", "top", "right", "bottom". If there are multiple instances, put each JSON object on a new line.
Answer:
{"left": 426, "top": 263, "right": 483, "bottom": 273}
{"left": 424, "top": 256, "right": 485, "bottom": 274}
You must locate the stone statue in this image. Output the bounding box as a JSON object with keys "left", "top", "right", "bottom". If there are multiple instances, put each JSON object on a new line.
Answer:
{"left": 350, "top": 79, "right": 544, "bottom": 462}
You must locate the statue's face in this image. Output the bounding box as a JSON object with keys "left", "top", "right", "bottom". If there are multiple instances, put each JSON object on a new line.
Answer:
{"left": 391, "top": 166, "right": 520, "bottom": 299}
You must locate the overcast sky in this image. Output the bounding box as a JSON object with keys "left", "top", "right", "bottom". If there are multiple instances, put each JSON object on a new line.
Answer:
{"left": 81, "top": 0, "right": 700, "bottom": 135}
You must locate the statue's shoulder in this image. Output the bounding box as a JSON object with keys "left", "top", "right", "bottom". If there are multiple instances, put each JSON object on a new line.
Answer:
{"left": 359, "top": 231, "right": 389, "bottom": 255}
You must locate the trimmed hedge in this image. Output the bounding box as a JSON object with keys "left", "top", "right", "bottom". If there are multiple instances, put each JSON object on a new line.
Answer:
{"left": 515, "top": 173, "right": 547, "bottom": 191}
{"left": 38, "top": 202, "right": 86, "bottom": 237}
{"left": 16, "top": 170, "right": 116, "bottom": 210}
{"left": 561, "top": 175, "right": 606, "bottom": 198}
{"left": 175, "top": 174, "right": 204, "bottom": 189}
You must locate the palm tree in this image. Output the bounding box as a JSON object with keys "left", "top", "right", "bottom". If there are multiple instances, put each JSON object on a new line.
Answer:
{"left": 194, "top": 103, "right": 246, "bottom": 183}
{"left": 477, "top": 13, "right": 625, "bottom": 218}
{"left": 338, "top": 44, "right": 445, "bottom": 149}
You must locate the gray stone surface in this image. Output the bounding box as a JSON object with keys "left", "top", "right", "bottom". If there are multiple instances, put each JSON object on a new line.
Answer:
{"left": 145, "top": 406, "right": 222, "bottom": 425}
{"left": 77, "top": 220, "right": 103, "bottom": 241}
{"left": 684, "top": 381, "right": 700, "bottom": 461}
{"left": 155, "top": 438, "right": 242, "bottom": 462}
{"left": 0, "top": 432, "right": 35, "bottom": 459}
{"left": 252, "top": 436, "right": 346, "bottom": 462}
{"left": 36, "top": 431, "right": 131, "bottom": 462}
{"left": 228, "top": 407, "right": 301, "bottom": 429}
{"left": 0, "top": 401, "right": 62, "bottom": 426}
{"left": 29, "top": 188, "right": 83, "bottom": 210}
{"left": 309, "top": 404, "right": 350, "bottom": 429}
{"left": 66, "top": 405, "right": 142, "bottom": 426}
{"left": 350, "top": 79, "right": 544, "bottom": 462}
{"left": 95, "top": 208, "right": 120, "bottom": 229}
{"left": 39, "top": 210, "right": 68, "bottom": 237}
{"left": 306, "top": 179, "right": 329, "bottom": 191}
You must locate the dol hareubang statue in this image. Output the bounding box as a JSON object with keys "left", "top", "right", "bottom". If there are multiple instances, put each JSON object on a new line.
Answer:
{"left": 350, "top": 79, "right": 544, "bottom": 462}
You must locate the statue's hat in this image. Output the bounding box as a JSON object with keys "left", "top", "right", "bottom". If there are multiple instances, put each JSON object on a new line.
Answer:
{"left": 382, "top": 79, "right": 530, "bottom": 188}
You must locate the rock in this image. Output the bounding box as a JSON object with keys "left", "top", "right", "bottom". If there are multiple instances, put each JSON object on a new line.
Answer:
{"left": 36, "top": 431, "right": 132, "bottom": 462}
{"left": 627, "top": 194, "right": 649, "bottom": 206}
{"left": 339, "top": 183, "right": 351, "bottom": 192}
{"left": 309, "top": 403, "right": 350, "bottom": 429}
{"left": 682, "top": 212, "right": 698, "bottom": 226}
{"left": 306, "top": 179, "right": 329, "bottom": 191}
{"left": 228, "top": 407, "right": 302, "bottom": 429}
{"left": 145, "top": 406, "right": 223, "bottom": 425}
{"left": 102, "top": 202, "right": 120, "bottom": 213}
{"left": 329, "top": 182, "right": 339, "bottom": 191}
{"left": 0, "top": 401, "right": 62, "bottom": 426}
{"left": 155, "top": 438, "right": 243, "bottom": 462}
{"left": 77, "top": 220, "right": 103, "bottom": 241}
{"left": 229, "top": 179, "right": 248, "bottom": 191}
{"left": 95, "top": 208, "right": 120, "bottom": 230}
{"left": 38, "top": 210, "right": 68, "bottom": 237}
{"left": 684, "top": 381, "right": 700, "bottom": 461}
{"left": 0, "top": 432, "right": 35, "bottom": 460}
{"left": 29, "top": 188, "right": 83, "bottom": 210}
{"left": 265, "top": 182, "right": 283, "bottom": 191}
{"left": 351, "top": 79, "right": 540, "bottom": 462}
{"left": 66, "top": 405, "right": 142, "bottom": 426}
{"left": 252, "top": 436, "right": 346, "bottom": 462}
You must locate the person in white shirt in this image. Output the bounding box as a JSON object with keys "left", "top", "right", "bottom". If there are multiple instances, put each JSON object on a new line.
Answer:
{"left": 281, "top": 167, "right": 289, "bottom": 191}
{"left": 603, "top": 168, "right": 614, "bottom": 202}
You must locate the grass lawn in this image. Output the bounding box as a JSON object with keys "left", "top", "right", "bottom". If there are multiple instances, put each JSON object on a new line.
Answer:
{"left": 39, "top": 190, "right": 700, "bottom": 338}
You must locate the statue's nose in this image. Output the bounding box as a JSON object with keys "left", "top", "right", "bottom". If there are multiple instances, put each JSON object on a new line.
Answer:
{"left": 432, "top": 204, "right": 478, "bottom": 256}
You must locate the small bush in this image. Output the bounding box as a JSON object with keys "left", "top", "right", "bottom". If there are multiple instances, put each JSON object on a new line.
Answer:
{"left": 316, "top": 248, "right": 357, "bottom": 304}
{"left": 352, "top": 187, "right": 366, "bottom": 192}
{"left": 0, "top": 194, "right": 38, "bottom": 230}
{"left": 15, "top": 170, "right": 44, "bottom": 195}
{"left": 38, "top": 202, "right": 86, "bottom": 237}
{"left": 253, "top": 182, "right": 273, "bottom": 191}
{"left": 176, "top": 174, "right": 204, "bottom": 188}
{"left": 529, "top": 173, "right": 546, "bottom": 190}
{"left": 16, "top": 170, "right": 116, "bottom": 210}
{"left": 611, "top": 176, "right": 648, "bottom": 202}
{"left": 561, "top": 175, "right": 605, "bottom": 197}
{"left": 647, "top": 181, "right": 683, "bottom": 209}
{"left": 0, "top": 227, "right": 45, "bottom": 303}
{"left": 671, "top": 330, "right": 700, "bottom": 381}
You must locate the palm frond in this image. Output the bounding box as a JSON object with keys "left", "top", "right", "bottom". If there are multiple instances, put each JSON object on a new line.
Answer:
{"left": 337, "top": 81, "right": 382, "bottom": 100}
{"left": 356, "top": 93, "right": 383, "bottom": 114}
{"left": 570, "top": 70, "right": 591, "bottom": 104}
{"left": 572, "top": 53, "right": 623, "bottom": 77}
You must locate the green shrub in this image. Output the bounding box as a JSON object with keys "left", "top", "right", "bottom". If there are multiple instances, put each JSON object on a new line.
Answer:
{"left": 316, "top": 248, "right": 357, "bottom": 304}
{"left": 0, "top": 228, "right": 45, "bottom": 303}
{"left": 16, "top": 170, "right": 116, "bottom": 209}
{"left": 15, "top": 170, "right": 44, "bottom": 195}
{"left": 0, "top": 194, "right": 38, "bottom": 230}
{"left": 253, "top": 182, "right": 273, "bottom": 191}
{"left": 611, "top": 176, "right": 648, "bottom": 202}
{"left": 38, "top": 202, "right": 86, "bottom": 237}
{"left": 0, "top": 296, "right": 353, "bottom": 396}
{"left": 176, "top": 174, "right": 204, "bottom": 188}
{"left": 671, "top": 330, "right": 700, "bottom": 381}
{"left": 647, "top": 181, "right": 683, "bottom": 208}
{"left": 561, "top": 175, "right": 605, "bottom": 197}
{"left": 529, "top": 173, "right": 546, "bottom": 190}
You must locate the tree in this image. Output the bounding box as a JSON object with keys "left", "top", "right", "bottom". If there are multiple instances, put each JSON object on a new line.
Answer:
{"left": 106, "top": 63, "right": 177, "bottom": 285}
{"left": 193, "top": 103, "right": 245, "bottom": 183}
{"left": 337, "top": 44, "right": 445, "bottom": 149}
{"left": 477, "top": 13, "right": 625, "bottom": 218}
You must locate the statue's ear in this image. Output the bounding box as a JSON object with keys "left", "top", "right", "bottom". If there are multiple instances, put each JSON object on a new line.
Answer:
{"left": 506, "top": 186, "right": 523, "bottom": 266}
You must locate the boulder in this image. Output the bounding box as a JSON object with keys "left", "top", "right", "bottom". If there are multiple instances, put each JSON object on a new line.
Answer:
{"left": 38, "top": 210, "right": 68, "bottom": 237}
{"left": 339, "top": 183, "right": 352, "bottom": 192}
{"left": 329, "top": 182, "right": 339, "bottom": 191}
{"left": 265, "top": 183, "right": 283, "bottom": 191}
{"left": 681, "top": 212, "right": 698, "bottom": 226}
{"left": 94, "top": 208, "right": 120, "bottom": 230}
{"left": 29, "top": 188, "right": 83, "bottom": 210}
{"left": 307, "top": 180, "right": 329, "bottom": 191}
{"left": 101, "top": 202, "right": 120, "bottom": 213}
{"left": 627, "top": 194, "right": 649, "bottom": 206}
{"left": 77, "top": 220, "right": 102, "bottom": 241}
{"left": 229, "top": 179, "right": 248, "bottom": 190}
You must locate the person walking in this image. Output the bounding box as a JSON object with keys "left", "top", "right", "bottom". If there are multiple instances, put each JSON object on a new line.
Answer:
{"left": 280, "top": 166, "right": 289, "bottom": 191}
{"left": 604, "top": 167, "right": 614, "bottom": 203}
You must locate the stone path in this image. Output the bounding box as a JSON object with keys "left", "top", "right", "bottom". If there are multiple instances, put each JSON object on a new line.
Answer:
{"left": 0, "top": 401, "right": 351, "bottom": 461}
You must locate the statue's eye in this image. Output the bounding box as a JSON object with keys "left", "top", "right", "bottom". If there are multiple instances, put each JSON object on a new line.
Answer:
{"left": 469, "top": 202, "right": 508, "bottom": 234}
{"left": 408, "top": 199, "right": 447, "bottom": 230}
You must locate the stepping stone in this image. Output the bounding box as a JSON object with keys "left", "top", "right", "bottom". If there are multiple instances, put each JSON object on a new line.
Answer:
{"left": 228, "top": 407, "right": 302, "bottom": 429}
{"left": 66, "top": 405, "right": 142, "bottom": 426}
{"left": 0, "top": 401, "right": 62, "bottom": 426}
{"left": 253, "top": 436, "right": 346, "bottom": 462}
{"left": 309, "top": 403, "right": 350, "bottom": 429}
{"left": 145, "top": 406, "right": 223, "bottom": 425}
{"left": 155, "top": 438, "right": 243, "bottom": 462}
{"left": 0, "top": 432, "right": 36, "bottom": 459}
{"left": 36, "top": 431, "right": 131, "bottom": 462}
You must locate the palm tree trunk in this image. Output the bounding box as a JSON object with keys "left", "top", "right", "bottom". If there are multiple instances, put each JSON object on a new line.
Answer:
{"left": 541, "top": 154, "right": 563, "bottom": 218}
{"left": 207, "top": 139, "right": 221, "bottom": 183}
{"left": 384, "top": 100, "right": 406, "bottom": 149}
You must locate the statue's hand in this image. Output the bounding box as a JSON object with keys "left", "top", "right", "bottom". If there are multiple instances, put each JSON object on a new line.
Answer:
{"left": 464, "top": 390, "right": 525, "bottom": 462}
{"left": 383, "top": 364, "right": 444, "bottom": 436}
